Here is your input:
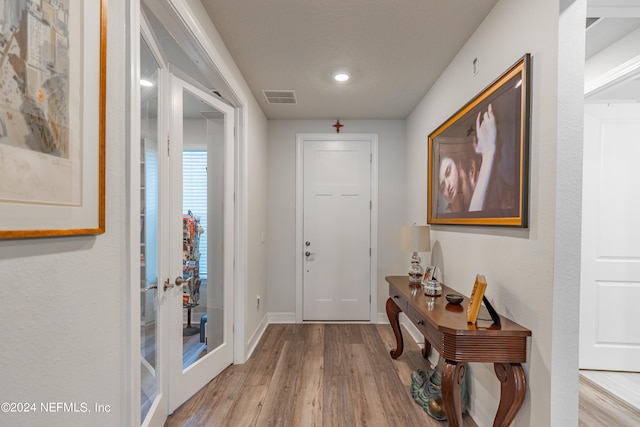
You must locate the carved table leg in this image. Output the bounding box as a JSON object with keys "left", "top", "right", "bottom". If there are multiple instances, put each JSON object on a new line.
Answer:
{"left": 493, "top": 362, "right": 526, "bottom": 427}
{"left": 441, "top": 360, "right": 465, "bottom": 427}
{"left": 385, "top": 298, "right": 404, "bottom": 359}
{"left": 422, "top": 338, "right": 431, "bottom": 359}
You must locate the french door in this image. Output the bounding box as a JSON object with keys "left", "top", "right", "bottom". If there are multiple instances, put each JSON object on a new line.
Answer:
{"left": 167, "top": 76, "right": 235, "bottom": 411}
{"left": 139, "top": 22, "right": 167, "bottom": 427}
{"left": 138, "top": 16, "right": 235, "bottom": 427}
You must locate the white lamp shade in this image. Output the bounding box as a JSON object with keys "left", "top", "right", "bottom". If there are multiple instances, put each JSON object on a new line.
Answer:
{"left": 400, "top": 225, "right": 431, "bottom": 252}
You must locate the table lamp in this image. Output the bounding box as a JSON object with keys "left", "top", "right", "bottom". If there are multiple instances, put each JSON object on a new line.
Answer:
{"left": 400, "top": 225, "right": 431, "bottom": 284}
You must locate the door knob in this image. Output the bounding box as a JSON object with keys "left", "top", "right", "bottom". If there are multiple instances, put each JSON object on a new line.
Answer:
{"left": 175, "top": 276, "right": 192, "bottom": 287}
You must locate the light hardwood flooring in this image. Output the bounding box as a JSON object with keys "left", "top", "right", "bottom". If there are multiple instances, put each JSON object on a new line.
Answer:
{"left": 164, "top": 323, "right": 640, "bottom": 427}
{"left": 165, "top": 323, "right": 477, "bottom": 427}
{"left": 580, "top": 370, "right": 640, "bottom": 410}
{"left": 579, "top": 373, "right": 640, "bottom": 427}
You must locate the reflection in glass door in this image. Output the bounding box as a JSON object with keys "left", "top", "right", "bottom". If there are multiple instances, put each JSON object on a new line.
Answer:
{"left": 139, "top": 34, "right": 161, "bottom": 425}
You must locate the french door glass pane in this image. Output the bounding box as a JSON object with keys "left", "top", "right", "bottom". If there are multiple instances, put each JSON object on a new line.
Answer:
{"left": 140, "top": 35, "right": 159, "bottom": 423}
{"left": 181, "top": 89, "right": 225, "bottom": 370}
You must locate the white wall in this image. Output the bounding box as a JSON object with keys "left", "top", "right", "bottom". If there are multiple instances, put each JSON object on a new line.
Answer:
{"left": 0, "top": 2, "right": 129, "bottom": 426}
{"left": 267, "top": 120, "right": 407, "bottom": 317}
{"left": 406, "top": 0, "right": 584, "bottom": 426}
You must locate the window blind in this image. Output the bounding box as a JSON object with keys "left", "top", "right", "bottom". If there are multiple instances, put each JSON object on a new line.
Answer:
{"left": 183, "top": 150, "right": 208, "bottom": 278}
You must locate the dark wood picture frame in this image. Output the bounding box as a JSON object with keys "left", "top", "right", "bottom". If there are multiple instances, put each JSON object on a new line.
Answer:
{"left": 428, "top": 54, "right": 531, "bottom": 227}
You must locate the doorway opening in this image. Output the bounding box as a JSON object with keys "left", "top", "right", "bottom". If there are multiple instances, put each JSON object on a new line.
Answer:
{"left": 579, "top": 12, "right": 640, "bottom": 412}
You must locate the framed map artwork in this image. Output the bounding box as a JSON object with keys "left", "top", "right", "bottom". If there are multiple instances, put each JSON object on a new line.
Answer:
{"left": 0, "top": 0, "right": 106, "bottom": 238}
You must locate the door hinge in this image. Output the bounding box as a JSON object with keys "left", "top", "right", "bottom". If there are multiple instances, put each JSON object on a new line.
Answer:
{"left": 370, "top": 201, "right": 372, "bottom": 210}
{"left": 167, "top": 134, "right": 170, "bottom": 156}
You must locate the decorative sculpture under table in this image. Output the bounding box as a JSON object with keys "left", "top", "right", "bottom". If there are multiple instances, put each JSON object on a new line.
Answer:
{"left": 411, "top": 356, "right": 469, "bottom": 421}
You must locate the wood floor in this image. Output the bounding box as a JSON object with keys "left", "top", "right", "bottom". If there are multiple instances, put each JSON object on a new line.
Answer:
{"left": 165, "top": 323, "right": 476, "bottom": 427}
{"left": 164, "top": 323, "right": 640, "bottom": 427}
{"left": 579, "top": 374, "right": 640, "bottom": 427}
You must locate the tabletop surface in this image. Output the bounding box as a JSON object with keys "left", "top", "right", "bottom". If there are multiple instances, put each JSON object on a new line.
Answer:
{"left": 386, "top": 275, "right": 531, "bottom": 337}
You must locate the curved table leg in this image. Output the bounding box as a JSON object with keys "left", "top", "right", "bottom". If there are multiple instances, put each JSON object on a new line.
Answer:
{"left": 422, "top": 338, "right": 431, "bottom": 359}
{"left": 385, "top": 298, "right": 404, "bottom": 359}
{"left": 493, "top": 362, "right": 527, "bottom": 427}
{"left": 441, "top": 360, "right": 465, "bottom": 427}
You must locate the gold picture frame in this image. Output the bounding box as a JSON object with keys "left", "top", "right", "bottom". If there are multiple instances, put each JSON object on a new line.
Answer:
{"left": 467, "top": 274, "right": 487, "bottom": 324}
{"left": 428, "top": 54, "right": 531, "bottom": 227}
{"left": 0, "top": 1, "right": 106, "bottom": 238}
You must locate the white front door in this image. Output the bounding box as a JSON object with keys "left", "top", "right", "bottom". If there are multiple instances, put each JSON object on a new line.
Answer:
{"left": 168, "top": 77, "right": 235, "bottom": 411}
{"left": 301, "top": 136, "right": 373, "bottom": 321}
{"left": 579, "top": 103, "right": 640, "bottom": 371}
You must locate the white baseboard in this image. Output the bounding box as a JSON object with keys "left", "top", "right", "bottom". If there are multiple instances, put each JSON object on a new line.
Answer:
{"left": 245, "top": 313, "right": 269, "bottom": 360}
{"left": 268, "top": 312, "right": 296, "bottom": 323}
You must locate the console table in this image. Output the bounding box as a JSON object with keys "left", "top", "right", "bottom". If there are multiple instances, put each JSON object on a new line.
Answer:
{"left": 385, "top": 275, "right": 531, "bottom": 427}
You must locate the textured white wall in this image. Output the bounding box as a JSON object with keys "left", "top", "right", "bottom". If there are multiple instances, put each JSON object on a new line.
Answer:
{"left": 407, "top": 0, "right": 584, "bottom": 425}
{"left": 0, "top": 2, "right": 129, "bottom": 426}
{"left": 266, "top": 120, "right": 407, "bottom": 316}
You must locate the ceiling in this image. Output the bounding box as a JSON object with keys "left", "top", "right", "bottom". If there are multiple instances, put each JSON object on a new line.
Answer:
{"left": 143, "top": 1, "right": 640, "bottom": 120}
{"left": 584, "top": 1, "right": 640, "bottom": 102}
{"left": 200, "top": 0, "right": 498, "bottom": 120}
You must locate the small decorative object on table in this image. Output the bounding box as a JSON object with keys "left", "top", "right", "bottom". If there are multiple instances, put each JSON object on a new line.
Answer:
{"left": 400, "top": 225, "right": 431, "bottom": 284}
{"left": 467, "top": 274, "right": 487, "bottom": 324}
{"left": 446, "top": 293, "right": 464, "bottom": 304}
{"left": 422, "top": 280, "right": 442, "bottom": 297}
{"left": 421, "top": 265, "right": 442, "bottom": 296}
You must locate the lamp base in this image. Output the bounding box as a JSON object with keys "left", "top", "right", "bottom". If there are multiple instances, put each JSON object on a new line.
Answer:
{"left": 408, "top": 253, "right": 424, "bottom": 284}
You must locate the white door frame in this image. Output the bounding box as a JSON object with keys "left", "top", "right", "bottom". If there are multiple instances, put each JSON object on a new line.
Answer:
{"left": 295, "top": 133, "right": 379, "bottom": 323}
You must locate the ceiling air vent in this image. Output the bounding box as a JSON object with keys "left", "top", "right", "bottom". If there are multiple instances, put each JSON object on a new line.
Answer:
{"left": 263, "top": 90, "right": 297, "bottom": 104}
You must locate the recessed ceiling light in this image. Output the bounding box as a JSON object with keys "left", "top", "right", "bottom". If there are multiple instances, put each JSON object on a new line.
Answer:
{"left": 140, "top": 79, "right": 154, "bottom": 87}
{"left": 333, "top": 72, "right": 350, "bottom": 83}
